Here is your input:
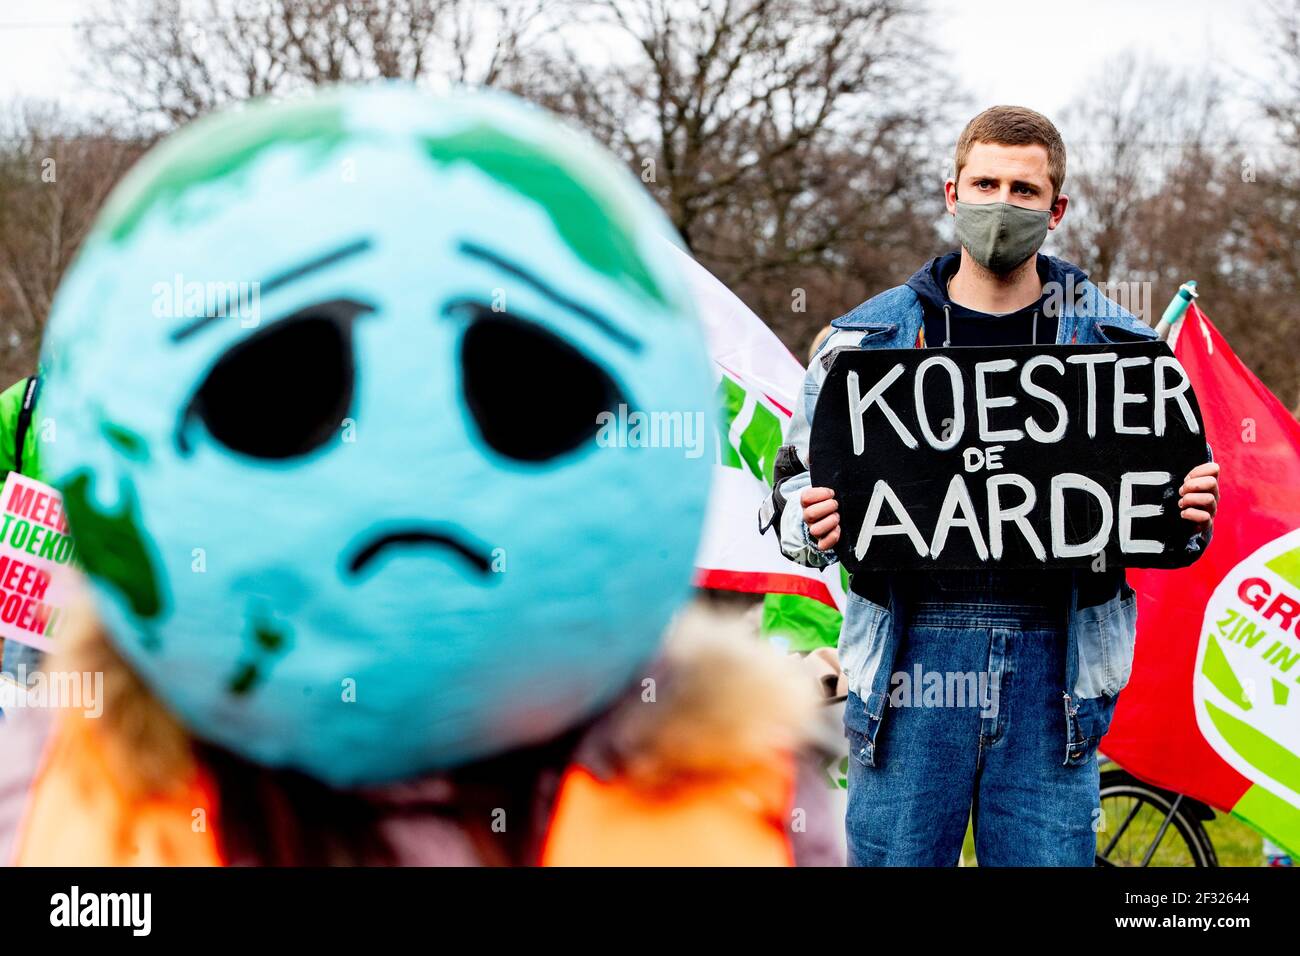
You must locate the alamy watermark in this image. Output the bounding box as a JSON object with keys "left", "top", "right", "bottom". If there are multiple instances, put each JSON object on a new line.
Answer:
{"left": 152, "top": 274, "right": 262, "bottom": 328}
{"left": 889, "top": 664, "right": 996, "bottom": 717}
{"left": 0, "top": 665, "right": 103, "bottom": 718}
{"left": 1042, "top": 275, "right": 1154, "bottom": 325}
{"left": 50, "top": 886, "right": 150, "bottom": 936}
{"left": 595, "top": 404, "right": 707, "bottom": 459}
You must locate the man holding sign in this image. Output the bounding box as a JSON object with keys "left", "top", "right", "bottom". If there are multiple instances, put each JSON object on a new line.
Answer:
{"left": 759, "top": 106, "right": 1220, "bottom": 866}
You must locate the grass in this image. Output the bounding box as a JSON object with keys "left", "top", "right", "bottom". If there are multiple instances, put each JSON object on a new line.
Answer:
{"left": 958, "top": 808, "right": 1266, "bottom": 866}
{"left": 1202, "top": 812, "right": 1265, "bottom": 867}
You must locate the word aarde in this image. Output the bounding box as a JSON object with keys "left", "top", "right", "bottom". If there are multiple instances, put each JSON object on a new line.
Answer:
{"left": 810, "top": 342, "right": 1209, "bottom": 571}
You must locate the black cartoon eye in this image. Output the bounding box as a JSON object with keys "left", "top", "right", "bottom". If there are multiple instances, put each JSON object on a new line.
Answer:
{"left": 178, "top": 299, "right": 373, "bottom": 460}
{"left": 459, "top": 308, "right": 624, "bottom": 462}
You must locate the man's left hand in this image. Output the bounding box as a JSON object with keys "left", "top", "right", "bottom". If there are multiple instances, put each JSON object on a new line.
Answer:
{"left": 1179, "top": 461, "right": 1220, "bottom": 535}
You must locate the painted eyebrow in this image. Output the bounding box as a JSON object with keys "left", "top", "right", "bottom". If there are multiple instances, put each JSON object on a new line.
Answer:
{"left": 169, "top": 237, "right": 373, "bottom": 343}
{"left": 454, "top": 240, "right": 642, "bottom": 354}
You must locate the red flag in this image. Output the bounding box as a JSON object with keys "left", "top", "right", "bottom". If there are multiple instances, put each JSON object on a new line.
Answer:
{"left": 1105, "top": 303, "right": 1300, "bottom": 855}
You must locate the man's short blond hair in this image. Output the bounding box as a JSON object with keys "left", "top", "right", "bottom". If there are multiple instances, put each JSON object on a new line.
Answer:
{"left": 954, "top": 106, "right": 1066, "bottom": 200}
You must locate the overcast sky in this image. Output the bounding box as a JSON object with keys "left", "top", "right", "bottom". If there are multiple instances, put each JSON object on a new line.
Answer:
{"left": 0, "top": 0, "right": 1280, "bottom": 119}
{"left": 931, "top": 0, "right": 1272, "bottom": 116}
{"left": 0, "top": 0, "right": 92, "bottom": 106}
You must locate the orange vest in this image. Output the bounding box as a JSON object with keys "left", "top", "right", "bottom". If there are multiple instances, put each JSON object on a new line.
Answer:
{"left": 14, "top": 713, "right": 797, "bottom": 866}
{"left": 540, "top": 762, "right": 795, "bottom": 866}
{"left": 14, "top": 712, "right": 223, "bottom": 866}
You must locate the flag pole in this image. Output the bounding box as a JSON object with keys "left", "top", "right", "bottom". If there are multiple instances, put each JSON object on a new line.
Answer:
{"left": 1155, "top": 280, "right": 1198, "bottom": 341}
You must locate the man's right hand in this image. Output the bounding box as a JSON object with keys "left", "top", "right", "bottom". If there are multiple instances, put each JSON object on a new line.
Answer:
{"left": 801, "top": 486, "right": 840, "bottom": 551}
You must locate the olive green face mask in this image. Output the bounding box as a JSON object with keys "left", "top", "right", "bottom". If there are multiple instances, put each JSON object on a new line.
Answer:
{"left": 953, "top": 200, "right": 1051, "bottom": 274}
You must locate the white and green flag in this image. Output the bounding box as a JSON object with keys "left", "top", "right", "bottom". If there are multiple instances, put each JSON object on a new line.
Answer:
{"left": 672, "top": 246, "right": 845, "bottom": 649}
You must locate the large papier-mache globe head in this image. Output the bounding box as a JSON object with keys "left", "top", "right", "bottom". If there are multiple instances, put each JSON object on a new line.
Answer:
{"left": 40, "top": 85, "right": 714, "bottom": 785}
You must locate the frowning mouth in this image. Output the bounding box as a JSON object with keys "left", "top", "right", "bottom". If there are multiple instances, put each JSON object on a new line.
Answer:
{"left": 344, "top": 525, "right": 494, "bottom": 577}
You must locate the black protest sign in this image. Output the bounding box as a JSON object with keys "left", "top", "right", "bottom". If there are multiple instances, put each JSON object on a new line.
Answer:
{"left": 809, "top": 341, "right": 1208, "bottom": 572}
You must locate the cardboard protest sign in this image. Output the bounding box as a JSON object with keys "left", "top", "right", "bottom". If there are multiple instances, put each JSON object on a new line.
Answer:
{"left": 0, "top": 472, "right": 78, "bottom": 652}
{"left": 809, "top": 341, "right": 1208, "bottom": 572}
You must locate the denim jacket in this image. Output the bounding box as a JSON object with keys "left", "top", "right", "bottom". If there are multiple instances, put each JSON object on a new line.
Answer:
{"left": 759, "top": 260, "right": 1210, "bottom": 768}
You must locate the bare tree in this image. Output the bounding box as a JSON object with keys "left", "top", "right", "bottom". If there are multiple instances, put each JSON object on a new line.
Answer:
{"left": 84, "top": 0, "right": 289, "bottom": 127}
{"left": 1054, "top": 53, "right": 1229, "bottom": 282}
{"left": 82, "top": 0, "right": 553, "bottom": 127}
{"left": 0, "top": 106, "right": 145, "bottom": 382}
{"left": 1055, "top": 41, "right": 1300, "bottom": 406}
{"left": 1251, "top": 0, "right": 1300, "bottom": 405}
{"left": 1259, "top": 0, "right": 1300, "bottom": 151}
{"left": 535, "top": 0, "right": 957, "bottom": 348}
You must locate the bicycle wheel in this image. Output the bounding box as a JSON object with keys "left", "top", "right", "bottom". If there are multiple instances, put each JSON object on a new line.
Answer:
{"left": 1096, "top": 768, "right": 1218, "bottom": 867}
